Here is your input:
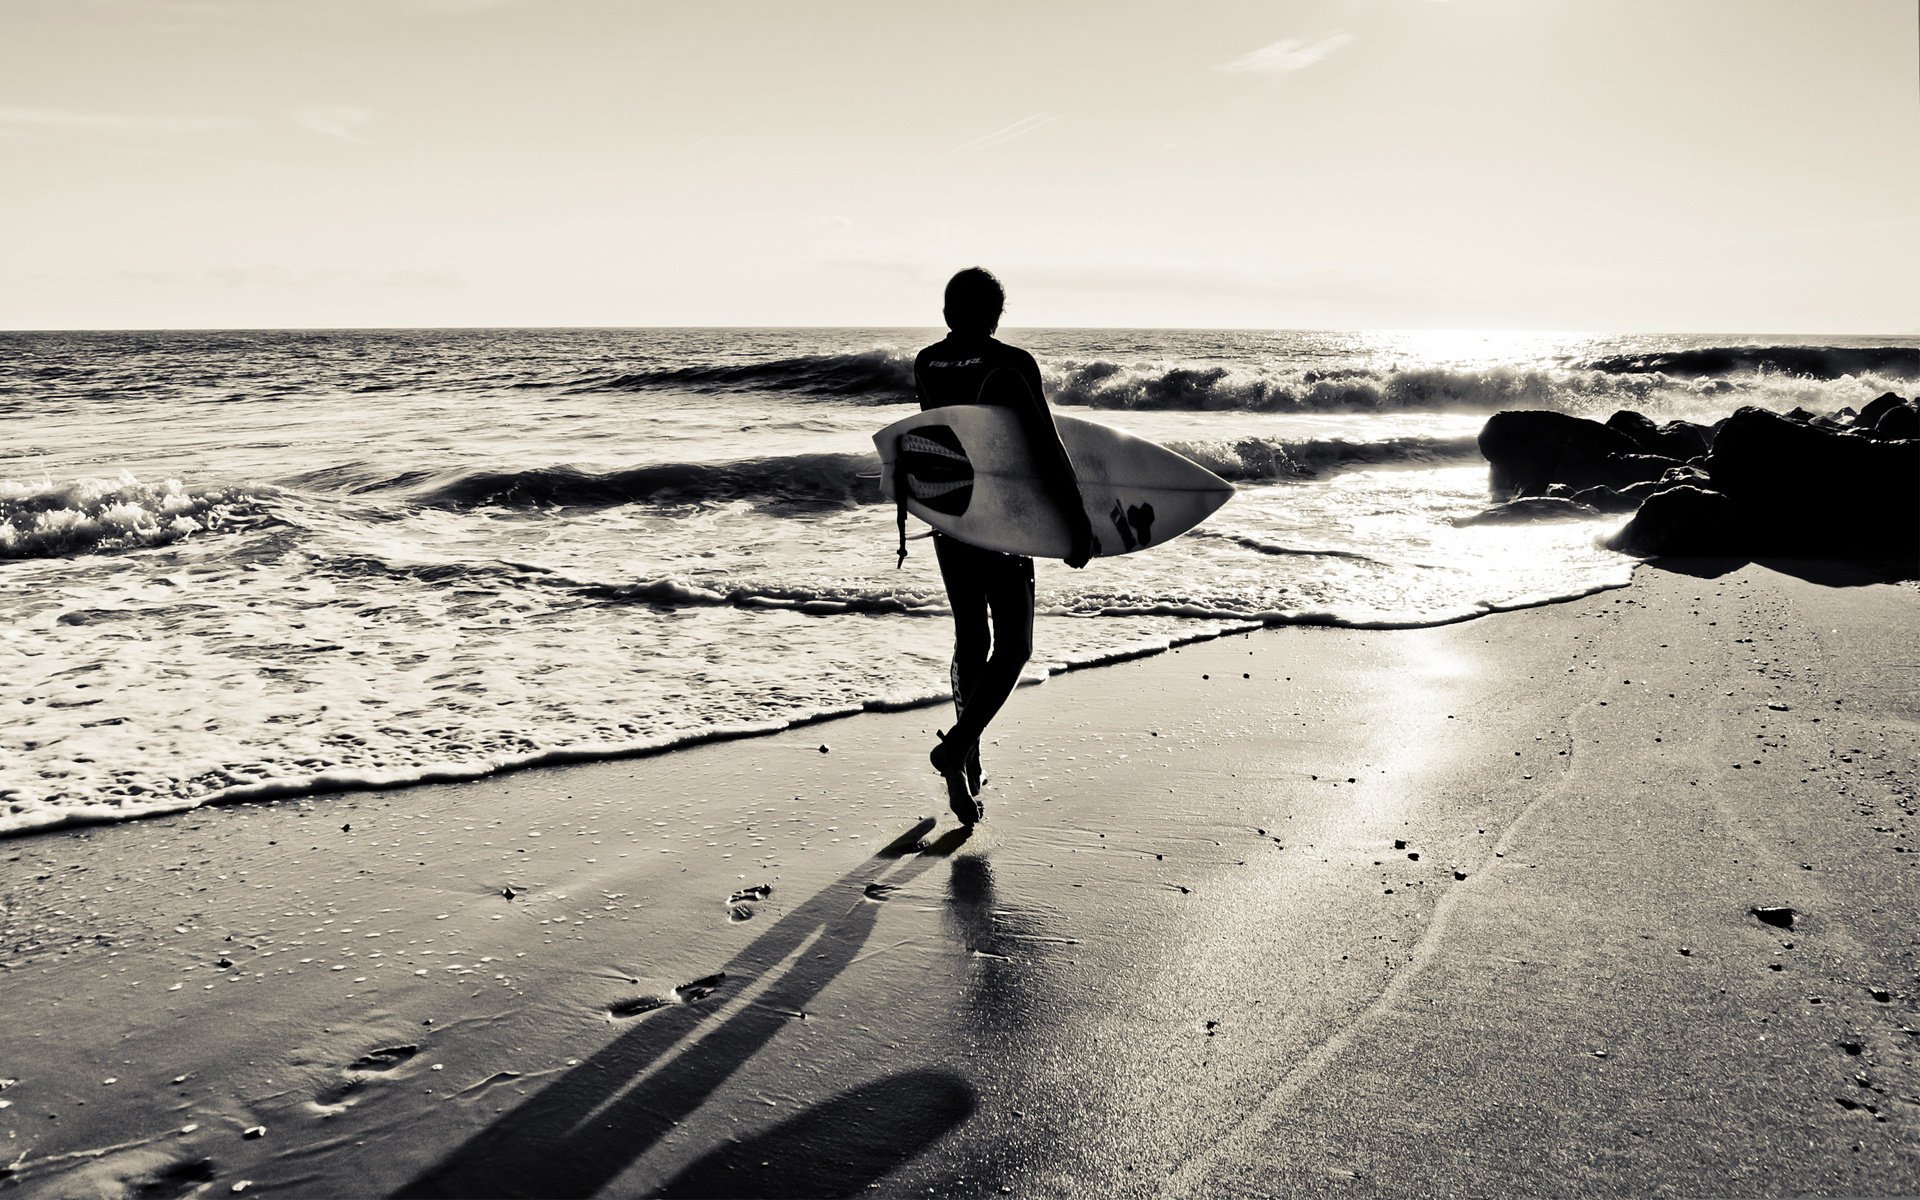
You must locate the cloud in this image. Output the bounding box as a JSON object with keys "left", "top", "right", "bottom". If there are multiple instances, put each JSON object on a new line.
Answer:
{"left": 1215, "top": 33, "right": 1355, "bottom": 75}
{"left": 954, "top": 113, "right": 1060, "bottom": 154}
{"left": 293, "top": 105, "right": 374, "bottom": 141}
{"left": 0, "top": 106, "right": 243, "bottom": 134}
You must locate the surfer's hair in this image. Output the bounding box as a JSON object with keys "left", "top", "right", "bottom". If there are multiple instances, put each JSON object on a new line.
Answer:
{"left": 944, "top": 267, "right": 1004, "bottom": 335}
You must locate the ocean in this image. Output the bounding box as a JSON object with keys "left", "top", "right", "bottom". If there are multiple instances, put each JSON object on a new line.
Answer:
{"left": 4, "top": 327, "right": 1916, "bottom": 837}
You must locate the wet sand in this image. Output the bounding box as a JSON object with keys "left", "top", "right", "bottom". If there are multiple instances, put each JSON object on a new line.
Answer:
{"left": 3, "top": 560, "right": 1916, "bottom": 1198}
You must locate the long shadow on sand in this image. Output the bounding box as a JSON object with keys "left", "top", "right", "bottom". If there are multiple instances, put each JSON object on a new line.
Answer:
{"left": 650, "top": 1068, "right": 977, "bottom": 1198}
{"left": 395, "top": 818, "right": 972, "bottom": 1200}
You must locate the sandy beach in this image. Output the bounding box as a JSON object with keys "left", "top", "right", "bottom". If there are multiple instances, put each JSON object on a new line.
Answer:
{"left": 0, "top": 558, "right": 1913, "bottom": 1198}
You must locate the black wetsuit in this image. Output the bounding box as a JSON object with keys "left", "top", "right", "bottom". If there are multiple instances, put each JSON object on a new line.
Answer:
{"left": 912, "top": 333, "right": 1082, "bottom": 763}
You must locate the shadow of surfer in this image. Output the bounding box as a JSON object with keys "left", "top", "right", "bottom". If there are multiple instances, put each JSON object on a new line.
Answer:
{"left": 914, "top": 268, "right": 1093, "bottom": 827}
{"left": 395, "top": 819, "right": 972, "bottom": 1200}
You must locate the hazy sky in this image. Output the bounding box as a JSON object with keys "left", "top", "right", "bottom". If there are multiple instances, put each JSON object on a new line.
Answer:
{"left": 3, "top": 0, "right": 1916, "bottom": 331}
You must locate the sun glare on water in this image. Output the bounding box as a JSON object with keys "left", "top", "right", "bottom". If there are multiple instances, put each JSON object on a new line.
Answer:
{"left": 1370, "top": 329, "right": 1597, "bottom": 369}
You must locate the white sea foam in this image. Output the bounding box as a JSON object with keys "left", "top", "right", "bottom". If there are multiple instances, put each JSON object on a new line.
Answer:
{"left": 0, "top": 473, "right": 268, "bottom": 559}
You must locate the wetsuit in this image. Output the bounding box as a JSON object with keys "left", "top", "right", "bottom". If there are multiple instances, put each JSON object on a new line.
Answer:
{"left": 912, "top": 334, "right": 1087, "bottom": 779}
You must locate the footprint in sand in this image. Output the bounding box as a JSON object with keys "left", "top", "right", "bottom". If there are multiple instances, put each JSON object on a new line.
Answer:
{"left": 863, "top": 882, "right": 899, "bottom": 902}
{"left": 674, "top": 973, "right": 726, "bottom": 1003}
{"left": 607, "top": 995, "right": 671, "bottom": 1019}
{"left": 348, "top": 1045, "right": 419, "bottom": 1072}
{"left": 607, "top": 973, "right": 728, "bottom": 1020}
{"left": 726, "top": 884, "right": 772, "bottom": 922}
{"left": 314, "top": 1045, "right": 422, "bottom": 1108}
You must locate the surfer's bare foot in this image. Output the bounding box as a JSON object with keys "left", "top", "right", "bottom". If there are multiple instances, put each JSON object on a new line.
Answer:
{"left": 932, "top": 731, "right": 984, "bottom": 826}
{"left": 965, "top": 743, "right": 983, "bottom": 797}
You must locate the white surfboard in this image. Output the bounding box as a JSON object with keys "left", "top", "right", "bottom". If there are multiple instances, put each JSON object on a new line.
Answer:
{"left": 874, "top": 405, "right": 1234, "bottom": 559}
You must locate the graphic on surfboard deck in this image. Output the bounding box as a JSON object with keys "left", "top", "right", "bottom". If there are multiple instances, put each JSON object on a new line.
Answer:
{"left": 875, "top": 405, "right": 1235, "bottom": 560}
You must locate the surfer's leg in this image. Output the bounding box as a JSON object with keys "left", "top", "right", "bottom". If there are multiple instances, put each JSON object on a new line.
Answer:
{"left": 932, "top": 534, "right": 992, "bottom": 821}
{"left": 934, "top": 533, "right": 991, "bottom": 708}
{"left": 936, "top": 552, "right": 1033, "bottom": 754}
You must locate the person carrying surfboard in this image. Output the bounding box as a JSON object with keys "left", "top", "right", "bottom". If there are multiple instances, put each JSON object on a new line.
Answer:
{"left": 915, "top": 267, "right": 1093, "bottom": 826}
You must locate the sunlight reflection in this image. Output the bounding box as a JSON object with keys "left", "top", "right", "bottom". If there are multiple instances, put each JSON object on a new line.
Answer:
{"left": 1367, "top": 329, "right": 1597, "bottom": 368}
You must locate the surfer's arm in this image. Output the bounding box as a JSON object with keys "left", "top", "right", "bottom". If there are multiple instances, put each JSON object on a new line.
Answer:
{"left": 1013, "top": 357, "right": 1094, "bottom": 568}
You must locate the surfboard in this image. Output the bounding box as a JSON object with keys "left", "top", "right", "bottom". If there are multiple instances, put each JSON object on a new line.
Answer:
{"left": 874, "top": 405, "right": 1234, "bottom": 560}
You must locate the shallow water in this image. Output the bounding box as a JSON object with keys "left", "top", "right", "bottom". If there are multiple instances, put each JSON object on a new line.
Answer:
{"left": 3, "top": 327, "right": 1914, "bottom": 835}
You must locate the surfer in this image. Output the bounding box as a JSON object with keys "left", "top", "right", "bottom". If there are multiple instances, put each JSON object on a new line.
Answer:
{"left": 915, "top": 267, "right": 1093, "bottom": 825}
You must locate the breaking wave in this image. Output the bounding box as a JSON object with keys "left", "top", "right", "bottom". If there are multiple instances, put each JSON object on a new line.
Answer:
{"left": 406, "top": 453, "right": 884, "bottom": 509}
{"left": 298, "top": 434, "right": 1480, "bottom": 513}
{"left": 1583, "top": 345, "right": 1920, "bottom": 380}
{"left": 0, "top": 474, "right": 273, "bottom": 560}
{"left": 518, "top": 345, "right": 1917, "bottom": 419}
{"left": 1169, "top": 434, "right": 1480, "bottom": 481}
{"left": 555, "top": 349, "right": 916, "bottom": 399}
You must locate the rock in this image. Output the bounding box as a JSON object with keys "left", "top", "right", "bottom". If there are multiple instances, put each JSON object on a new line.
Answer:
{"left": 1872, "top": 400, "right": 1918, "bottom": 441}
{"left": 1605, "top": 411, "right": 1715, "bottom": 460}
{"left": 1478, "top": 410, "right": 1644, "bottom": 499}
{"left": 1569, "top": 485, "right": 1640, "bottom": 514}
{"left": 1616, "top": 479, "right": 1672, "bottom": 505}
{"left": 1455, "top": 497, "right": 1602, "bottom": 525}
{"left": 1604, "top": 410, "right": 1663, "bottom": 448}
{"left": 1857, "top": 391, "right": 1908, "bottom": 429}
{"left": 1658, "top": 463, "right": 1712, "bottom": 488}
{"left": 1610, "top": 453, "right": 1685, "bottom": 487}
{"left": 1654, "top": 419, "right": 1715, "bottom": 460}
{"left": 1605, "top": 485, "right": 1742, "bottom": 557}
{"left": 1706, "top": 407, "right": 1920, "bottom": 561}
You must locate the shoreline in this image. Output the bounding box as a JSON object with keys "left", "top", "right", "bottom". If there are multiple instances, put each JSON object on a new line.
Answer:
{"left": 3, "top": 558, "right": 1916, "bottom": 1197}
{"left": 3, "top": 566, "right": 1645, "bottom": 842}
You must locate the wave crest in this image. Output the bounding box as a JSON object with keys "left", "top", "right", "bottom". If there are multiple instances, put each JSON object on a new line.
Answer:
{"left": 557, "top": 349, "right": 915, "bottom": 399}
{"left": 315, "top": 433, "right": 1477, "bottom": 514}
{"left": 0, "top": 474, "right": 271, "bottom": 560}
{"left": 408, "top": 452, "right": 883, "bottom": 509}
{"left": 1584, "top": 345, "right": 1920, "bottom": 380}
{"left": 1169, "top": 434, "right": 1481, "bottom": 481}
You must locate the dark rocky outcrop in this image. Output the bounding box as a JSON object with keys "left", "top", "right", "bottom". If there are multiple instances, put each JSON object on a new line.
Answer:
{"left": 1873, "top": 402, "right": 1919, "bottom": 441}
{"left": 1477, "top": 411, "right": 1645, "bottom": 500}
{"left": 1702, "top": 407, "right": 1918, "bottom": 559}
{"left": 1611, "top": 453, "right": 1685, "bottom": 487}
{"left": 1455, "top": 496, "right": 1602, "bottom": 526}
{"left": 1484, "top": 399, "right": 1918, "bottom": 567}
{"left": 1605, "top": 410, "right": 1714, "bottom": 461}
{"left": 1858, "top": 391, "right": 1908, "bottom": 430}
{"left": 1568, "top": 485, "right": 1639, "bottom": 514}
{"left": 1604, "top": 485, "right": 1741, "bottom": 557}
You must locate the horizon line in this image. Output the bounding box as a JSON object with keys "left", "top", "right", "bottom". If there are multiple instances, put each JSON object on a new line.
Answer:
{"left": 6, "top": 323, "right": 1919, "bottom": 339}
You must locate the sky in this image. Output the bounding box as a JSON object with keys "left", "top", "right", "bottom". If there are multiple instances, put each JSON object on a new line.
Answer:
{"left": 1, "top": 0, "right": 1916, "bottom": 332}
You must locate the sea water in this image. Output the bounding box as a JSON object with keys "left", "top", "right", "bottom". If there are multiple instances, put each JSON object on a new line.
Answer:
{"left": 3, "top": 328, "right": 1915, "bottom": 835}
